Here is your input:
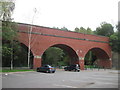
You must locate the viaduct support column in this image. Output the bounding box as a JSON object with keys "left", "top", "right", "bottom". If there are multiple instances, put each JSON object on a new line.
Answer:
{"left": 33, "top": 56, "right": 42, "bottom": 69}
{"left": 79, "top": 57, "right": 84, "bottom": 70}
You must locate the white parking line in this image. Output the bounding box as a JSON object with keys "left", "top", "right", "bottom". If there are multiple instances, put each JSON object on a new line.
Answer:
{"left": 36, "top": 73, "right": 55, "bottom": 76}
{"left": 53, "top": 84, "right": 77, "bottom": 88}
{"left": 6, "top": 73, "right": 25, "bottom": 77}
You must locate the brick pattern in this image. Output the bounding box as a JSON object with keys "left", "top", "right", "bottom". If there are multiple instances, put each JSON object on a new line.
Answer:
{"left": 94, "top": 60, "right": 112, "bottom": 68}
{"left": 18, "top": 23, "right": 112, "bottom": 70}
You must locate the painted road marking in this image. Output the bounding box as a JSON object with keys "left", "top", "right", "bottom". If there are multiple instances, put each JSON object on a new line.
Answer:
{"left": 5, "top": 73, "right": 25, "bottom": 77}
{"left": 53, "top": 84, "right": 77, "bottom": 88}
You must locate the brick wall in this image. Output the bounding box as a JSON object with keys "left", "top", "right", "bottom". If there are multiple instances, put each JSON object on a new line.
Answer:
{"left": 17, "top": 23, "right": 112, "bottom": 70}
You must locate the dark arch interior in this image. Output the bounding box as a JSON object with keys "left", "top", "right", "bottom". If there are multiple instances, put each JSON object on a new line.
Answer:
{"left": 52, "top": 44, "right": 79, "bottom": 62}
{"left": 22, "top": 43, "right": 34, "bottom": 68}
{"left": 2, "top": 42, "right": 34, "bottom": 68}
{"left": 13, "top": 43, "right": 34, "bottom": 68}
{"left": 42, "top": 44, "right": 79, "bottom": 67}
{"left": 91, "top": 48, "right": 109, "bottom": 59}
{"left": 84, "top": 48, "right": 110, "bottom": 66}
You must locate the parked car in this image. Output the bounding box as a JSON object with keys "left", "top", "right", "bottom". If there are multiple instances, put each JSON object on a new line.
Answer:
{"left": 37, "top": 65, "right": 56, "bottom": 73}
{"left": 64, "top": 64, "right": 80, "bottom": 72}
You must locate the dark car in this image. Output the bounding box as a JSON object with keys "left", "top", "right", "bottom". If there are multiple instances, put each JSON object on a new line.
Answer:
{"left": 64, "top": 64, "right": 80, "bottom": 72}
{"left": 37, "top": 65, "right": 56, "bottom": 73}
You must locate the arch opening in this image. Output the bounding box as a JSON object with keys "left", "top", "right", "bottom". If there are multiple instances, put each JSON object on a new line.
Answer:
{"left": 41, "top": 44, "right": 79, "bottom": 67}
{"left": 84, "top": 48, "right": 111, "bottom": 68}
{"left": 2, "top": 42, "right": 34, "bottom": 69}
{"left": 14, "top": 43, "right": 34, "bottom": 68}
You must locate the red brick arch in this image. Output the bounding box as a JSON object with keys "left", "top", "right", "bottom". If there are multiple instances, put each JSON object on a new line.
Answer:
{"left": 17, "top": 23, "right": 112, "bottom": 70}
{"left": 84, "top": 47, "right": 111, "bottom": 68}
{"left": 84, "top": 47, "right": 111, "bottom": 59}
{"left": 41, "top": 44, "right": 79, "bottom": 65}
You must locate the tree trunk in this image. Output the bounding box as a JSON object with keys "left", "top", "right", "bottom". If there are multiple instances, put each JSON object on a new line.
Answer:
{"left": 10, "top": 41, "right": 13, "bottom": 69}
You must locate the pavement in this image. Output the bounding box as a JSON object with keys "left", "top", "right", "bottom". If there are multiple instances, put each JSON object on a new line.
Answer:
{"left": 1, "top": 69, "right": 119, "bottom": 88}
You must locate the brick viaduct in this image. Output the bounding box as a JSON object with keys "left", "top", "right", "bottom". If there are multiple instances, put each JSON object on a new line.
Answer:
{"left": 18, "top": 23, "right": 112, "bottom": 70}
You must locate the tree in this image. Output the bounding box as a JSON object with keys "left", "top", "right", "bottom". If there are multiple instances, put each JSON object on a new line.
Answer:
{"left": 110, "top": 22, "right": 120, "bottom": 53}
{"left": 74, "top": 27, "right": 93, "bottom": 34}
{"left": 79, "top": 27, "right": 86, "bottom": 34}
{"left": 60, "top": 27, "right": 68, "bottom": 31}
{"left": 1, "top": 0, "right": 16, "bottom": 41}
{"left": 110, "top": 32, "right": 119, "bottom": 53}
{"left": 95, "top": 22, "right": 114, "bottom": 37}
{"left": 53, "top": 26, "right": 59, "bottom": 29}
{"left": 1, "top": 0, "right": 16, "bottom": 40}
{"left": 1, "top": 1, "right": 18, "bottom": 69}
{"left": 2, "top": 21, "right": 17, "bottom": 41}
{"left": 74, "top": 27, "right": 86, "bottom": 33}
{"left": 42, "top": 47, "right": 70, "bottom": 66}
{"left": 42, "top": 47, "right": 65, "bottom": 66}
{"left": 52, "top": 26, "right": 69, "bottom": 31}
{"left": 0, "top": 1, "right": 15, "bottom": 21}
{"left": 74, "top": 27, "right": 79, "bottom": 32}
{"left": 86, "top": 27, "right": 93, "bottom": 34}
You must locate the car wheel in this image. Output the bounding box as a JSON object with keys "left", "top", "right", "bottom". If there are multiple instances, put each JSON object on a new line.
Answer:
{"left": 52, "top": 71, "right": 55, "bottom": 73}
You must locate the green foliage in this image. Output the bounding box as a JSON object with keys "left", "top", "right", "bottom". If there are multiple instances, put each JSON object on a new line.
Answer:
{"left": 109, "top": 29, "right": 120, "bottom": 53}
{"left": 95, "top": 22, "right": 119, "bottom": 53}
{"left": 79, "top": 27, "right": 86, "bottom": 33}
{"left": 84, "top": 51, "right": 97, "bottom": 65}
{"left": 2, "top": 21, "right": 19, "bottom": 67}
{"left": 2, "top": 21, "right": 18, "bottom": 41}
{"left": 53, "top": 26, "right": 69, "bottom": 31}
{"left": 42, "top": 47, "right": 64, "bottom": 66}
{"left": 86, "top": 27, "right": 93, "bottom": 34}
{"left": 2, "top": 45, "right": 12, "bottom": 56}
{"left": 60, "top": 27, "right": 69, "bottom": 31}
{"left": 85, "top": 65, "right": 100, "bottom": 69}
{"left": 42, "top": 47, "right": 70, "bottom": 66}
{"left": 1, "top": 1, "right": 28, "bottom": 68}
{"left": 53, "top": 26, "right": 59, "bottom": 29}
{"left": 2, "top": 44, "right": 12, "bottom": 67}
{"left": 62, "top": 55, "right": 70, "bottom": 65}
{"left": 74, "top": 27, "right": 79, "bottom": 32}
{"left": 12, "top": 43, "right": 29, "bottom": 67}
{"left": 2, "top": 42, "right": 33, "bottom": 67}
{"left": 0, "top": 1, "right": 15, "bottom": 21}
{"left": 1, "top": 1, "right": 22, "bottom": 68}
{"left": 2, "top": 42, "right": 18, "bottom": 67}
{"left": 1, "top": 1, "right": 17, "bottom": 41}
{"left": 2, "top": 69, "right": 34, "bottom": 72}
{"left": 95, "top": 22, "right": 114, "bottom": 37}
{"left": 74, "top": 27, "right": 93, "bottom": 34}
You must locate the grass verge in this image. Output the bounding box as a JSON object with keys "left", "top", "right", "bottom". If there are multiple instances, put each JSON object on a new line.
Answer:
{"left": 1, "top": 69, "right": 35, "bottom": 73}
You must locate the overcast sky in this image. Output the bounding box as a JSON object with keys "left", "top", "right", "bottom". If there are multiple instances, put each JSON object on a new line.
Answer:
{"left": 12, "top": 0, "right": 119, "bottom": 31}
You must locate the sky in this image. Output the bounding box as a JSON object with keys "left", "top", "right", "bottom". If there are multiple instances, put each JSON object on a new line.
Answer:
{"left": 12, "top": 0, "right": 119, "bottom": 31}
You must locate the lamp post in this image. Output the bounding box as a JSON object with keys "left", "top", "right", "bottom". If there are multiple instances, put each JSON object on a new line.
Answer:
{"left": 28, "top": 8, "right": 37, "bottom": 68}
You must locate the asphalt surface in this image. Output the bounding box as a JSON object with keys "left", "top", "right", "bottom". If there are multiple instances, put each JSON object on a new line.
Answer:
{"left": 2, "top": 69, "right": 119, "bottom": 88}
